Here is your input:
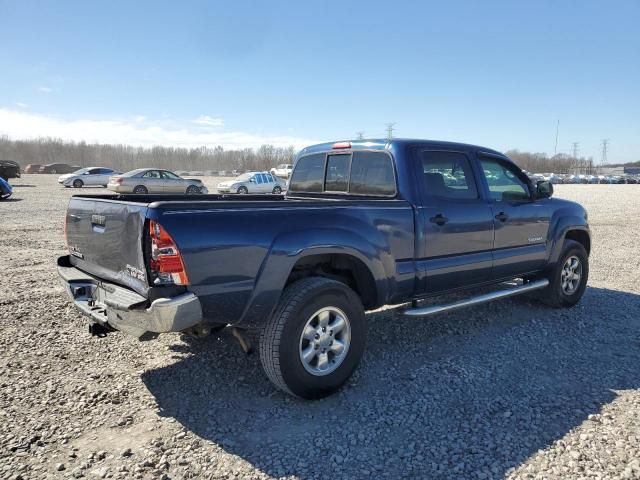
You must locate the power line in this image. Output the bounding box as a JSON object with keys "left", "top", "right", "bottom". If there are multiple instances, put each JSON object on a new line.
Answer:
{"left": 385, "top": 123, "right": 395, "bottom": 141}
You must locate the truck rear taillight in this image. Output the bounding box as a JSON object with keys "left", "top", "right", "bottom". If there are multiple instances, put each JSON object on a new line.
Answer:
{"left": 149, "top": 220, "right": 189, "bottom": 285}
{"left": 332, "top": 141, "right": 351, "bottom": 149}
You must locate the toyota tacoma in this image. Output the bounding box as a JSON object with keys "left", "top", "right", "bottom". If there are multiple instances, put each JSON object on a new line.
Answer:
{"left": 58, "top": 139, "right": 590, "bottom": 399}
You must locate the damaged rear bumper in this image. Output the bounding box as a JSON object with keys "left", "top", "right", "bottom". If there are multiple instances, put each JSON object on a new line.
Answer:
{"left": 57, "top": 256, "right": 202, "bottom": 338}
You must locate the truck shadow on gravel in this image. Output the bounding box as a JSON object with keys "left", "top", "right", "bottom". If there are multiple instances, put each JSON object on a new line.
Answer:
{"left": 142, "top": 286, "right": 640, "bottom": 479}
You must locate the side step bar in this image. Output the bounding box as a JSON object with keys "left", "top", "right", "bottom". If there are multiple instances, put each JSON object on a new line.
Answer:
{"left": 402, "top": 279, "right": 549, "bottom": 318}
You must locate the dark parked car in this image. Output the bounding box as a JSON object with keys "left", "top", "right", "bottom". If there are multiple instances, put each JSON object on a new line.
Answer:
{"left": 39, "top": 163, "right": 76, "bottom": 174}
{"left": 24, "top": 164, "right": 43, "bottom": 173}
{"left": 0, "top": 160, "right": 21, "bottom": 180}
{"left": 58, "top": 138, "right": 590, "bottom": 399}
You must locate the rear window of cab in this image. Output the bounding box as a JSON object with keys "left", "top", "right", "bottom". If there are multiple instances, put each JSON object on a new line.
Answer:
{"left": 289, "top": 151, "right": 396, "bottom": 196}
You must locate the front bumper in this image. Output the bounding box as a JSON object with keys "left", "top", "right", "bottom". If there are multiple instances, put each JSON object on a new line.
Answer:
{"left": 57, "top": 256, "right": 202, "bottom": 338}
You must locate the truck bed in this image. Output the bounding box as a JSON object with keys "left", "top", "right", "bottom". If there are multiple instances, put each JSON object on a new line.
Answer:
{"left": 63, "top": 193, "right": 416, "bottom": 327}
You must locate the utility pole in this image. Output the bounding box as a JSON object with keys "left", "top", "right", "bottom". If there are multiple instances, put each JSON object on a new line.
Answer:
{"left": 572, "top": 142, "right": 579, "bottom": 159}
{"left": 601, "top": 139, "right": 609, "bottom": 167}
{"left": 355, "top": 131, "right": 365, "bottom": 140}
{"left": 385, "top": 123, "right": 395, "bottom": 141}
{"left": 553, "top": 119, "right": 560, "bottom": 155}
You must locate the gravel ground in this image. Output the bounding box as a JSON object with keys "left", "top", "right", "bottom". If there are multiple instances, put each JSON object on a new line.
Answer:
{"left": 1, "top": 175, "right": 639, "bottom": 480}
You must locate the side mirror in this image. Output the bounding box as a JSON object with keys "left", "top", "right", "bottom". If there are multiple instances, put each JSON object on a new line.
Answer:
{"left": 250, "top": 177, "right": 256, "bottom": 183}
{"left": 536, "top": 180, "right": 553, "bottom": 199}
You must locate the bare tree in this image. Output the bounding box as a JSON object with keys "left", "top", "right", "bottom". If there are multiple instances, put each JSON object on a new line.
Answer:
{"left": 0, "top": 137, "right": 299, "bottom": 173}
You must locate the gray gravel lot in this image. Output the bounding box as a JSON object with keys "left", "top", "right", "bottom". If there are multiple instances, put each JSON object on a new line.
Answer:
{"left": 1, "top": 175, "right": 639, "bottom": 480}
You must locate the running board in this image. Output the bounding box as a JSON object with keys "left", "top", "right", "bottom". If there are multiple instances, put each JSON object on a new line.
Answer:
{"left": 402, "top": 279, "right": 549, "bottom": 318}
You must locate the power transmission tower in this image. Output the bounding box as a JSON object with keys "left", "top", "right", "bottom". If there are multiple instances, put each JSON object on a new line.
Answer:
{"left": 385, "top": 123, "right": 395, "bottom": 140}
{"left": 571, "top": 142, "right": 579, "bottom": 159}
{"left": 601, "top": 139, "right": 609, "bottom": 167}
{"left": 356, "top": 131, "right": 365, "bottom": 140}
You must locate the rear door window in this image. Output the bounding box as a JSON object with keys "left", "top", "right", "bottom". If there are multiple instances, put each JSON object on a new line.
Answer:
{"left": 421, "top": 151, "right": 478, "bottom": 200}
{"left": 143, "top": 170, "right": 161, "bottom": 179}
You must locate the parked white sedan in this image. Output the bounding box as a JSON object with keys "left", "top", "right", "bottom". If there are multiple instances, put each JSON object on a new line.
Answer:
{"left": 217, "top": 172, "right": 286, "bottom": 194}
{"left": 58, "top": 167, "right": 121, "bottom": 188}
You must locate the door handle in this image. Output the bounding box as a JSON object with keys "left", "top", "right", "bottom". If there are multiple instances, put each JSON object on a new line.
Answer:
{"left": 495, "top": 212, "right": 509, "bottom": 222}
{"left": 429, "top": 214, "right": 449, "bottom": 226}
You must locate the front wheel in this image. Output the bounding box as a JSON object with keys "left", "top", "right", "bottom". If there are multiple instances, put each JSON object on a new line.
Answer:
{"left": 272, "top": 186, "right": 282, "bottom": 194}
{"left": 73, "top": 179, "right": 83, "bottom": 188}
{"left": 186, "top": 185, "right": 200, "bottom": 194}
{"left": 541, "top": 240, "right": 589, "bottom": 308}
{"left": 259, "top": 277, "right": 366, "bottom": 399}
{"left": 237, "top": 186, "right": 248, "bottom": 194}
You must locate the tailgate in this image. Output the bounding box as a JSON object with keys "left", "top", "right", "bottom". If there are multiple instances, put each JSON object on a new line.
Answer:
{"left": 65, "top": 197, "right": 150, "bottom": 296}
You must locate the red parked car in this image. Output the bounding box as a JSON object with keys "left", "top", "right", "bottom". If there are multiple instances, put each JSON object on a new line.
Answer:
{"left": 24, "top": 164, "right": 43, "bottom": 173}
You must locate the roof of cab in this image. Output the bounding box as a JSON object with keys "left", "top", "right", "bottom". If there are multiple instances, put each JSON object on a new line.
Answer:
{"left": 298, "top": 138, "right": 507, "bottom": 159}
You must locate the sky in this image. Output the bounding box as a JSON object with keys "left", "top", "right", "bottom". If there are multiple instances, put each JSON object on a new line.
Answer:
{"left": 0, "top": 0, "right": 639, "bottom": 162}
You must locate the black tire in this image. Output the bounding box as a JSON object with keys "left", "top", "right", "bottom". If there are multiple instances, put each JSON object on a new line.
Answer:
{"left": 133, "top": 185, "right": 148, "bottom": 194}
{"left": 272, "top": 186, "right": 282, "bottom": 194}
{"left": 186, "top": 185, "right": 200, "bottom": 194}
{"left": 259, "top": 277, "right": 366, "bottom": 399}
{"left": 73, "top": 179, "right": 83, "bottom": 188}
{"left": 540, "top": 240, "right": 589, "bottom": 308}
{"left": 237, "top": 186, "right": 248, "bottom": 194}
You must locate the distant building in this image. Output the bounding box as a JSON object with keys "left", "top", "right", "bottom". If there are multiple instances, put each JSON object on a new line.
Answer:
{"left": 623, "top": 166, "right": 640, "bottom": 175}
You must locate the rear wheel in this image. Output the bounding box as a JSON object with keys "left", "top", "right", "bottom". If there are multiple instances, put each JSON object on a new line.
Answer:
{"left": 186, "top": 185, "right": 200, "bottom": 194}
{"left": 73, "top": 179, "right": 83, "bottom": 188}
{"left": 540, "top": 240, "right": 589, "bottom": 308}
{"left": 50, "top": 169, "right": 57, "bottom": 174}
{"left": 272, "top": 186, "right": 282, "bottom": 194}
{"left": 259, "top": 277, "right": 366, "bottom": 399}
{"left": 133, "top": 185, "right": 148, "bottom": 194}
{"left": 237, "top": 186, "right": 248, "bottom": 194}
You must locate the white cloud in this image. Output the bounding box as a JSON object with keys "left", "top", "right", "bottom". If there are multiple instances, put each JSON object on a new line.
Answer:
{"left": 38, "top": 86, "right": 52, "bottom": 93}
{"left": 192, "top": 115, "right": 224, "bottom": 127}
{"left": 0, "top": 108, "right": 316, "bottom": 150}
{"left": 15, "top": 102, "right": 28, "bottom": 108}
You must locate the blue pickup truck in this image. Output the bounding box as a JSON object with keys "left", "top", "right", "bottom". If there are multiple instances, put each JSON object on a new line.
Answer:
{"left": 58, "top": 139, "right": 590, "bottom": 399}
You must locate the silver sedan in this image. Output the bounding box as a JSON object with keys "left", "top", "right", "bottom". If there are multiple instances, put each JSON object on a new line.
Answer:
{"left": 107, "top": 168, "right": 208, "bottom": 194}
{"left": 217, "top": 171, "right": 286, "bottom": 194}
{"left": 58, "top": 167, "right": 121, "bottom": 188}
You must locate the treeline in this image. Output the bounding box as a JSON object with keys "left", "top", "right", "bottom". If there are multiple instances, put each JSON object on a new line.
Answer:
{"left": 0, "top": 136, "right": 604, "bottom": 175}
{"left": 0, "top": 136, "right": 297, "bottom": 172}
{"left": 505, "top": 150, "right": 596, "bottom": 175}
